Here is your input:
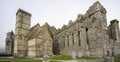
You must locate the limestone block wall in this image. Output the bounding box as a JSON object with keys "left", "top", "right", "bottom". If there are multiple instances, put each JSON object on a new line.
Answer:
{"left": 33, "top": 26, "right": 53, "bottom": 57}
{"left": 28, "top": 39, "right": 36, "bottom": 57}
{"left": 28, "top": 38, "right": 53, "bottom": 57}
{"left": 36, "top": 39, "right": 53, "bottom": 57}
{"left": 15, "top": 11, "right": 31, "bottom": 36}
{"left": 14, "top": 36, "right": 28, "bottom": 57}
{"left": 54, "top": 22, "right": 89, "bottom": 57}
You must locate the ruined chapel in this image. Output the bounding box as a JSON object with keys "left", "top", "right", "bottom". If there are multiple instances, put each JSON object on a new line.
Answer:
{"left": 5, "top": 1, "right": 120, "bottom": 57}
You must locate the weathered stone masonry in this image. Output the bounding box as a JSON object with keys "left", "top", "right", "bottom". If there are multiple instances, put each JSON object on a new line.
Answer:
{"left": 14, "top": 9, "right": 54, "bottom": 57}
{"left": 53, "top": 1, "right": 120, "bottom": 57}
{"left": 5, "top": 1, "right": 120, "bottom": 57}
{"left": 5, "top": 31, "right": 14, "bottom": 55}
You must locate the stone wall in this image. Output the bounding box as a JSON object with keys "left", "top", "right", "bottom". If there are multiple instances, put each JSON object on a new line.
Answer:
{"left": 53, "top": 1, "right": 109, "bottom": 57}
{"left": 35, "top": 25, "right": 53, "bottom": 56}
{"left": 27, "top": 23, "right": 53, "bottom": 57}
{"left": 28, "top": 39, "right": 36, "bottom": 57}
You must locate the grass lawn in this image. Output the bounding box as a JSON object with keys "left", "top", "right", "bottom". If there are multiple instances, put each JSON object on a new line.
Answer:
{"left": 1, "top": 55, "right": 120, "bottom": 62}
{"left": 77, "top": 56, "right": 101, "bottom": 60}
{"left": 51, "top": 55, "right": 102, "bottom": 60}
{"left": 51, "top": 55, "right": 72, "bottom": 60}
{"left": 115, "top": 55, "right": 120, "bottom": 62}
{"left": 115, "top": 55, "right": 120, "bottom": 58}
{"left": 115, "top": 60, "right": 120, "bottom": 62}
{"left": 0, "top": 58, "right": 42, "bottom": 62}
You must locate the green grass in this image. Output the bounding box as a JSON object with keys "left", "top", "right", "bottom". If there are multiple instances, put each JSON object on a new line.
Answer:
{"left": 50, "top": 55, "right": 101, "bottom": 60}
{"left": 115, "top": 55, "right": 120, "bottom": 62}
{"left": 2, "top": 55, "right": 120, "bottom": 62}
{"left": 51, "top": 55, "right": 72, "bottom": 60}
{"left": 76, "top": 56, "right": 101, "bottom": 60}
{"left": 115, "top": 60, "right": 120, "bottom": 62}
{"left": 50, "top": 61, "right": 59, "bottom": 62}
{"left": 115, "top": 55, "right": 120, "bottom": 58}
{"left": 0, "top": 58, "right": 42, "bottom": 62}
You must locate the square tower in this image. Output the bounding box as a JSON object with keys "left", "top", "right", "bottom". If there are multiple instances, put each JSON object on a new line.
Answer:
{"left": 14, "top": 9, "right": 31, "bottom": 57}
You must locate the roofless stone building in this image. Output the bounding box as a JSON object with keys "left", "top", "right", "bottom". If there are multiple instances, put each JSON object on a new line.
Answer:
{"left": 5, "top": 1, "right": 120, "bottom": 57}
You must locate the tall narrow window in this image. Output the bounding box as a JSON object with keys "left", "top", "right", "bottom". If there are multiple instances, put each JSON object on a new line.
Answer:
{"left": 64, "top": 37, "right": 65, "bottom": 47}
{"left": 86, "top": 28, "right": 88, "bottom": 32}
{"left": 78, "top": 31, "right": 81, "bottom": 46}
{"left": 72, "top": 33, "right": 74, "bottom": 45}
{"left": 86, "top": 28, "right": 89, "bottom": 45}
{"left": 68, "top": 35, "right": 69, "bottom": 46}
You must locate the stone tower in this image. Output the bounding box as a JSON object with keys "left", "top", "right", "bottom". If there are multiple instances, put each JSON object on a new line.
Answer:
{"left": 109, "top": 19, "right": 119, "bottom": 43}
{"left": 5, "top": 31, "right": 14, "bottom": 55}
{"left": 108, "top": 19, "right": 120, "bottom": 56}
{"left": 14, "top": 9, "right": 31, "bottom": 57}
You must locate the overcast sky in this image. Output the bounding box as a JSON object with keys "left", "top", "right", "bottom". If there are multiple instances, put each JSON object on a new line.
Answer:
{"left": 0, "top": 0, "right": 120, "bottom": 50}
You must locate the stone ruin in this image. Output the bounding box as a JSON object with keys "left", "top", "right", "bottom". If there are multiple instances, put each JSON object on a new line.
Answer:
{"left": 5, "top": 31, "right": 14, "bottom": 55}
{"left": 5, "top": 1, "right": 120, "bottom": 58}
{"left": 53, "top": 1, "right": 120, "bottom": 57}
